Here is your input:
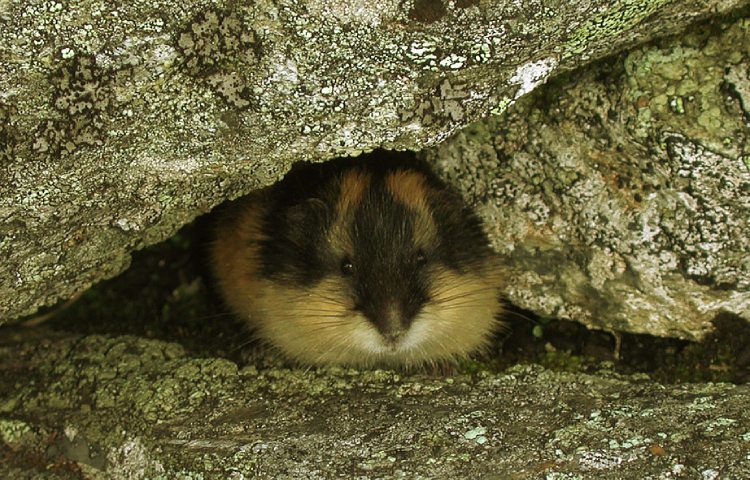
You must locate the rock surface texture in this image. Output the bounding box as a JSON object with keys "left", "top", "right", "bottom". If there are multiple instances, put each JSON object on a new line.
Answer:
{"left": 1, "top": 334, "right": 749, "bottom": 479}
{"left": 425, "top": 15, "right": 750, "bottom": 340}
{"left": 2, "top": 0, "right": 749, "bottom": 329}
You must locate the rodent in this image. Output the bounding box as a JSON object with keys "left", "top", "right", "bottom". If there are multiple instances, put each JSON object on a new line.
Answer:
{"left": 210, "top": 152, "right": 503, "bottom": 367}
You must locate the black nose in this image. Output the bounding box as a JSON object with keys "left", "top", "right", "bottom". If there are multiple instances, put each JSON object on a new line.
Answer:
{"left": 360, "top": 299, "right": 410, "bottom": 344}
{"left": 356, "top": 278, "right": 429, "bottom": 343}
{"left": 382, "top": 328, "right": 405, "bottom": 345}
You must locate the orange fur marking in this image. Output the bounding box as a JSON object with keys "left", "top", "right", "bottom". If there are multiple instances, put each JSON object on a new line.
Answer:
{"left": 385, "top": 170, "right": 431, "bottom": 214}
{"left": 337, "top": 169, "right": 371, "bottom": 215}
{"left": 328, "top": 169, "right": 371, "bottom": 255}
{"left": 385, "top": 170, "right": 437, "bottom": 247}
{"left": 210, "top": 193, "right": 267, "bottom": 326}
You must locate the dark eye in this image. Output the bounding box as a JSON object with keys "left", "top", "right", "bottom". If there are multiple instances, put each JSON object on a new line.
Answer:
{"left": 341, "top": 257, "right": 354, "bottom": 275}
{"left": 415, "top": 249, "right": 427, "bottom": 266}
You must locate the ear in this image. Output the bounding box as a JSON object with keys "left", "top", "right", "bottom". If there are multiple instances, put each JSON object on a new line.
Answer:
{"left": 286, "top": 197, "right": 328, "bottom": 221}
{"left": 285, "top": 198, "right": 331, "bottom": 240}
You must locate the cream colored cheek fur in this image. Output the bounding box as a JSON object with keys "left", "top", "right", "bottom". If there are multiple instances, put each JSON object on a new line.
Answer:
{"left": 250, "top": 278, "right": 367, "bottom": 366}
{"left": 403, "top": 269, "right": 502, "bottom": 363}
{"left": 251, "top": 270, "right": 501, "bottom": 367}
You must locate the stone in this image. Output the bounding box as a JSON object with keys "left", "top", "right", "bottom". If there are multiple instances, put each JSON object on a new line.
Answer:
{"left": 1, "top": 334, "right": 748, "bottom": 478}
{"left": 425, "top": 15, "right": 750, "bottom": 339}
{"left": 2, "top": 0, "right": 749, "bottom": 326}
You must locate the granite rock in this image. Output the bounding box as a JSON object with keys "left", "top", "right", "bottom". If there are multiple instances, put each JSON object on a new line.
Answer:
{"left": 2, "top": 0, "right": 748, "bottom": 324}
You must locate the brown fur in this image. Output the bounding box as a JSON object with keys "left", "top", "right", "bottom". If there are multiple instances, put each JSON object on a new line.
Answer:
{"left": 211, "top": 160, "right": 503, "bottom": 368}
{"left": 249, "top": 269, "right": 503, "bottom": 367}
{"left": 385, "top": 170, "right": 438, "bottom": 248}
{"left": 328, "top": 169, "right": 371, "bottom": 256}
{"left": 210, "top": 193, "right": 268, "bottom": 327}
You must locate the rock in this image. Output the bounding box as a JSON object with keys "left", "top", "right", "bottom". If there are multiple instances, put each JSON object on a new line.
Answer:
{"left": 1, "top": 334, "right": 748, "bottom": 478}
{"left": 425, "top": 15, "right": 750, "bottom": 339}
{"left": 2, "top": 0, "right": 749, "bottom": 323}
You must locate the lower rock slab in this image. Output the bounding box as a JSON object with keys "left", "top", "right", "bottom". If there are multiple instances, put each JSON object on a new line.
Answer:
{"left": 1, "top": 334, "right": 748, "bottom": 479}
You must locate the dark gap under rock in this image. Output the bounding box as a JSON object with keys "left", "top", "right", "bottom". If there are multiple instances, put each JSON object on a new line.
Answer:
{"left": 5, "top": 220, "right": 748, "bottom": 384}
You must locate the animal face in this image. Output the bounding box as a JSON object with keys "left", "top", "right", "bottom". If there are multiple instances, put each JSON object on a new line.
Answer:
{"left": 249, "top": 159, "right": 502, "bottom": 367}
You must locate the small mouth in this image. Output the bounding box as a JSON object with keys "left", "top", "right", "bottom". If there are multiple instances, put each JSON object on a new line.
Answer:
{"left": 381, "top": 330, "right": 405, "bottom": 347}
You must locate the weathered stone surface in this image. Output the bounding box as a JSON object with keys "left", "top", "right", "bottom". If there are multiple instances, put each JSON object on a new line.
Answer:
{"left": 426, "top": 15, "right": 750, "bottom": 340}
{"left": 2, "top": 0, "right": 749, "bottom": 323}
{"left": 1, "top": 334, "right": 748, "bottom": 479}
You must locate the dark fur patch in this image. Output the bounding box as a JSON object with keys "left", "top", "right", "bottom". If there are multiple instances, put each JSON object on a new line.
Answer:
{"left": 257, "top": 151, "right": 495, "bottom": 333}
{"left": 426, "top": 190, "right": 495, "bottom": 272}
{"left": 349, "top": 182, "right": 430, "bottom": 335}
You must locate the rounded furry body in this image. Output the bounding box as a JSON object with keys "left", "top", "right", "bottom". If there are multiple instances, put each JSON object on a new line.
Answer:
{"left": 211, "top": 154, "right": 503, "bottom": 367}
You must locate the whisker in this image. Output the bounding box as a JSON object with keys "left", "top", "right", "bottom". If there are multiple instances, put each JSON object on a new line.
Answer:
{"left": 253, "top": 304, "right": 347, "bottom": 313}
{"left": 431, "top": 289, "right": 499, "bottom": 304}
{"left": 227, "top": 336, "right": 259, "bottom": 354}
{"left": 250, "top": 309, "right": 348, "bottom": 318}
{"left": 431, "top": 304, "right": 486, "bottom": 312}
{"left": 501, "top": 309, "right": 539, "bottom": 325}
{"left": 289, "top": 313, "right": 349, "bottom": 320}
{"left": 431, "top": 297, "right": 490, "bottom": 308}
{"left": 304, "top": 324, "right": 352, "bottom": 332}
{"left": 430, "top": 281, "right": 499, "bottom": 296}
{"left": 432, "top": 293, "right": 485, "bottom": 303}
{"left": 313, "top": 328, "right": 353, "bottom": 365}
{"left": 432, "top": 285, "right": 500, "bottom": 301}
{"left": 330, "top": 334, "right": 355, "bottom": 366}
{"left": 440, "top": 295, "right": 500, "bottom": 306}
{"left": 276, "top": 291, "right": 350, "bottom": 307}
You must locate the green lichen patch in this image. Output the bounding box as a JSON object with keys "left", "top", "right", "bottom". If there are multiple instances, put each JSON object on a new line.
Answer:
{"left": 623, "top": 18, "right": 750, "bottom": 157}
{"left": 564, "top": 0, "right": 670, "bottom": 60}
{"left": 0, "top": 419, "right": 32, "bottom": 445}
{"left": 33, "top": 52, "right": 115, "bottom": 156}
{"left": 400, "top": 77, "right": 471, "bottom": 126}
{"left": 8, "top": 334, "right": 240, "bottom": 424}
{"left": 0, "top": 103, "right": 18, "bottom": 166}
{"left": 175, "top": 8, "right": 262, "bottom": 109}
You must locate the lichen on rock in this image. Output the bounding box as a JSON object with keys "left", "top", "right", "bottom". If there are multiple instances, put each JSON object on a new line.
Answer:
{"left": 425, "top": 14, "right": 750, "bottom": 339}
{"left": 1, "top": 0, "right": 749, "bottom": 335}
{"left": 2, "top": 334, "right": 749, "bottom": 478}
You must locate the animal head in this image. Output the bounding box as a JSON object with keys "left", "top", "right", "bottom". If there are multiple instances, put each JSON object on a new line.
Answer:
{"left": 253, "top": 157, "right": 503, "bottom": 367}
